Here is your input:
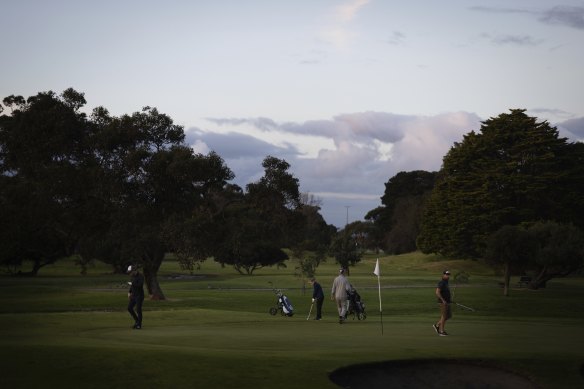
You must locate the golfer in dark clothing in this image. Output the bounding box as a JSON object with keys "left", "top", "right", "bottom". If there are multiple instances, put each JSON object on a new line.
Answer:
{"left": 433, "top": 270, "right": 452, "bottom": 336}
{"left": 127, "top": 265, "right": 145, "bottom": 329}
{"left": 310, "top": 278, "right": 324, "bottom": 320}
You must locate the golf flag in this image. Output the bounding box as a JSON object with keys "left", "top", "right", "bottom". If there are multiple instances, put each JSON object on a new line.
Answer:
{"left": 373, "top": 258, "right": 383, "bottom": 335}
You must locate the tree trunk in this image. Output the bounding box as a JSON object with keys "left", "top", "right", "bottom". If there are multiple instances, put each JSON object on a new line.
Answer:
{"left": 142, "top": 251, "right": 166, "bottom": 300}
{"left": 503, "top": 262, "right": 510, "bottom": 297}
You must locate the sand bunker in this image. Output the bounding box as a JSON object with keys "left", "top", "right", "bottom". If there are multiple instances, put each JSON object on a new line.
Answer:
{"left": 330, "top": 359, "right": 538, "bottom": 389}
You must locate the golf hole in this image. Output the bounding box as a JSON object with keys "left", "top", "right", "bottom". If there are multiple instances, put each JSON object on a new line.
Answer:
{"left": 329, "top": 359, "right": 538, "bottom": 389}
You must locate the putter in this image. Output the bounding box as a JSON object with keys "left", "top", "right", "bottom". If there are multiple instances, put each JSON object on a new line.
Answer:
{"left": 306, "top": 301, "right": 314, "bottom": 320}
{"left": 454, "top": 302, "right": 475, "bottom": 312}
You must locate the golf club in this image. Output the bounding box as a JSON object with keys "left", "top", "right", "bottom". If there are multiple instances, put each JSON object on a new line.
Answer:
{"left": 454, "top": 302, "right": 475, "bottom": 312}
{"left": 306, "top": 300, "right": 314, "bottom": 320}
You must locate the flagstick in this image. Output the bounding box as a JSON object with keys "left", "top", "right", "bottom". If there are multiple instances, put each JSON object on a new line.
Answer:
{"left": 377, "top": 273, "right": 383, "bottom": 335}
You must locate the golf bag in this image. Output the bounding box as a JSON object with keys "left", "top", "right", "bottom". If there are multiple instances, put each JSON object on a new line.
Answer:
{"left": 269, "top": 288, "right": 294, "bottom": 317}
{"left": 346, "top": 286, "right": 366, "bottom": 320}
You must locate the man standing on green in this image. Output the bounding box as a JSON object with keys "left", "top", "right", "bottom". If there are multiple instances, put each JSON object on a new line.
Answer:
{"left": 127, "top": 265, "right": 145, "bottom": 329}
{"left": 331, "top": 268, "right": 350, "bottom": 324}
{"left": 433, "top": 270, "right": 452, "bottom": 336}
{"left": 309, "top": 277, "right": 324, "bottom": 320}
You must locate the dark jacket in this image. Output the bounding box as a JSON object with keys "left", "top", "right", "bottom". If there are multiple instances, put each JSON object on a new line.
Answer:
{"left": 312, "top": 281, "right": 324, "bottom": 300}
{"left": 129, "top": 272, "right": 145, "bottom": 298}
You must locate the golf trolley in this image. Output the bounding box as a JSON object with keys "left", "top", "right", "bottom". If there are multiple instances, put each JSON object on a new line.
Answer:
{"left": 346, "top": 286, "right": 366, "bottom": 320}
{"left": 268, "top": 283, "right": 294, "bottom": 317}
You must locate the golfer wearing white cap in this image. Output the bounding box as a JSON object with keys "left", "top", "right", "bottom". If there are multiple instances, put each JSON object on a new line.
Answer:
{"left": 127, "top": 265, "right": 145, "bottom": 329}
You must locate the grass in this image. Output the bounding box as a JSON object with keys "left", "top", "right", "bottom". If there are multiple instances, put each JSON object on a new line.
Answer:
{"left": 1, "top": 253, "right": 583, "bottom": 388}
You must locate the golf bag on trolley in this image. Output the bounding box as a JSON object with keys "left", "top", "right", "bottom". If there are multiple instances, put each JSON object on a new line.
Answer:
{"left": 346, "top": 286, "right": 366, "bottom": 320}
{"left": 269, "top": 288, "right": 294, "bottom": 317}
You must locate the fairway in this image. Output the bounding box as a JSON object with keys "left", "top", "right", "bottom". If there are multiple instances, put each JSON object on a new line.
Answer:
{"left": 1, "top": 253, "right": 583, "bottom": 388}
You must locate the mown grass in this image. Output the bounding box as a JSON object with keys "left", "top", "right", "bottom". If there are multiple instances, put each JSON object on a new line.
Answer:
{"left": 1, "top": 253, "right": 583, "bottom": 388}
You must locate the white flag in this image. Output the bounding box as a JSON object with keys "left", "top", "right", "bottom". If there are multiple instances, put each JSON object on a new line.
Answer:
{"left": 373, "top": 258, "right": 380, "bottom": 277}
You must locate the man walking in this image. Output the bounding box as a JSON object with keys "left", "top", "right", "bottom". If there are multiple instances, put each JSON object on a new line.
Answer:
{"left": 127, "top": 265, "right": 145, "bottom": 329}
{"left": 433, "top": 270, "right": 452, "bottom": 336}
{"left": 331, "top": 268, "right": 350, "bottom": 324}
{"left": 309, "top": 277, "right": 324, "bottom": 320}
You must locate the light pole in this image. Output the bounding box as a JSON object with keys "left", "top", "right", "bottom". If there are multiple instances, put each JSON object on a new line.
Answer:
{"left": 345, "top": 206, "right": 350, "bottom": 226}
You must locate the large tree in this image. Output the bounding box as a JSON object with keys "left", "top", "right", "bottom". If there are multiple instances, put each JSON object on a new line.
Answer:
{"left": 81, "top": 106, "right": 234, "bottom": 298}
{"left": 418, "top": 109, "right": 582, "bottom": 258}
{"left": 366, "top": 170, "right": 436, "bottom": 254}
{"left": 0, "top": 89, "right": 99, "bottom": 275}
{"left": 213, "top": 156, "right": 301, "bottom": 274}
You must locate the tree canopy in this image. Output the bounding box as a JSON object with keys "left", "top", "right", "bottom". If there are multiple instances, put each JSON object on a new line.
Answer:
{"left": 417, "top": 109, "right": 583, "bottom": 258}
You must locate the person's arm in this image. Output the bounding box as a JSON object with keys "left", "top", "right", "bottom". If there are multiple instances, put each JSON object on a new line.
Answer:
{"left": 436, "top": 287, "right": 446, "bottom": 304}
{"left": 331, "top": 279, "right": 336, "bottom": 300}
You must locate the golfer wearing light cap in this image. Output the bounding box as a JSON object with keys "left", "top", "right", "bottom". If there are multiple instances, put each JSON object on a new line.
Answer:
{"left": 433, "top": 270, "right": 452, "bottom": 336}
{"left": 127, "top": 265, "right": 145, "bottom": 329}
{"left": 331, "top": 268, "right": 351, "bottom": 324}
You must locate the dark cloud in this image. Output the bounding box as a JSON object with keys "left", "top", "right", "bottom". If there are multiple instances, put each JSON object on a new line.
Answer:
{"left": 529, "top": 108, "right": 574, "bottom": 119}
{"left": 540, "top": 6, "right": 584, "bottom": 30}
{"left": 185, "top": 128, "right": 298, "bottom": 159}
{"left": 470, "top": 5, "right": 584, "bottom": 31}
{"left": 557, "top": 117, "right": 584, "bottom": 138}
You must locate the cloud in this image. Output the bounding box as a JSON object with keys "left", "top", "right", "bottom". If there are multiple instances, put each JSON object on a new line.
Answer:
{"left": 470, "top": 5, "right": 584, "bottom": 31}
{"left": 336, "top": 0, "right": 370, "bottom": 22}
{"left": 557, "top": 116, "right": 584, "bottom": 140}
{"left": 468, "top": 6, "right": 531, "bottom": 15}
{"left": 320, "top": 0, "right": 370, "bottom": 49}
{"left": 480, "top": 33, "right": 543, "bottom": 46}
{"left": 539, "top": 6, "right": 584, "bottom": 30}
{"left": 386, "top": 30, "right": 406, "bottom": 45}
{"left": 187, "top": 111, "right": 484, "bottom": 227}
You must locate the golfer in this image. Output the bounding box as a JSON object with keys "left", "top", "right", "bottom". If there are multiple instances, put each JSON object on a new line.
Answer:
{"left": 309, "top": 277, "right": 324, "bottom": 320}
{"left": 331, "top": 268, "right": 351, "bottom": 324}
{"left": 127, "top": 265, "right": 145, "bottom": 329}
{"left": 433, "top": 270, "right": 452, "bottom": 336}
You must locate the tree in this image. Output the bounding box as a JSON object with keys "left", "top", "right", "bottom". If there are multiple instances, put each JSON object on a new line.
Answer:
{"left": 528, "top": 221, "right": 584, "bottom": 289}
{"left": 213, "top": 156, "right": 301, "bottom": 274}
{"left": 484, "top": 225, "right": 533, "bottom": 296}
{"left": 329, "top": 224, "right": 364, "bottom": 273}
{"left": 366, "top": 171, "right": 436, "bottom": 254}
{"left": 418, "top": 109, "right": 582, "bottom": 258}
{"left": 0, "top": 89, "right": 98, "bottom": 275}
{"left": 81, "top": 106, "right": 234, "bottom": 299}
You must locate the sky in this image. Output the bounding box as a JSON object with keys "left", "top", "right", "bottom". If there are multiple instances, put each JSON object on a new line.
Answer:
{"left": 2, "top": 0, "right": 583, "bottom": 227}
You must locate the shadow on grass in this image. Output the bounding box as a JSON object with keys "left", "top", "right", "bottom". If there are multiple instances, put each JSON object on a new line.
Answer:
{"left": 329, "top": 359, "right": 539, "bottom": 389}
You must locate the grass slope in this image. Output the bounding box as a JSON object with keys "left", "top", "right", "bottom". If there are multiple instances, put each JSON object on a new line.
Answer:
{"left": 1, "top": 253, "right": 583, "bottom": 388}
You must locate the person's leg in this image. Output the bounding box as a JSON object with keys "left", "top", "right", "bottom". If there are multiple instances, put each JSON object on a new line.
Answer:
{"left": 136, "top": 297, "right": 143, "bottom": 327}
{"left": 316, "top": 298, "right": 323, "bottom": 319}
{"left": 128, "top": 298, "right": 139, "bottom": 325}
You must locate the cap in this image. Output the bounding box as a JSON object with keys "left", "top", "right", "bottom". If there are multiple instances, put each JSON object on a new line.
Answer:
{"left": 443, "top": 270, "right": 451, "bottom": 275}
{"left": 339, "top": 268, "right": 345, "bottom": 274}
{"left": 127, "top": 265, "right": 133, "bottom": 273}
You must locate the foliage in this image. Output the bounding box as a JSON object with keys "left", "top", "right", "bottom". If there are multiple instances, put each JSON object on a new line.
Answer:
{"left": 212, "top": 156, "right": 300, "bottom": 274}
{"left": 485, "top": 222, "right": 584, "bottom": 291}
{"left": 328, "top": 225, "right": 364, "bottom": 271}
{"left": 484, "top": 224, "right": 533, "bottom": 295}
{"left": 366, "top": 171, "right": 436, "bottom": 254}
{"left": 418, "top": 109, "right": 583, "bottom": 258}
{"left": 0, "top": 89, "right": 97, "bottom": 275}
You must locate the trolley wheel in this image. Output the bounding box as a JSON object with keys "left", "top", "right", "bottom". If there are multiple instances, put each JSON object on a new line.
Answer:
{"left": 269, "top": 307, "right": 277, "bottom": 315}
